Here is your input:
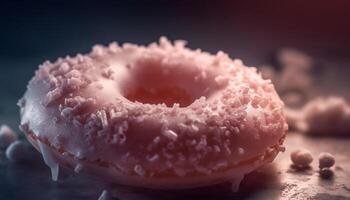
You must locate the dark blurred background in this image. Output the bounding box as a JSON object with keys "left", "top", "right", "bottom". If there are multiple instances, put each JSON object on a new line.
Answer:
{"left": 1, "top": 0, "right": 350, "bottom": 129}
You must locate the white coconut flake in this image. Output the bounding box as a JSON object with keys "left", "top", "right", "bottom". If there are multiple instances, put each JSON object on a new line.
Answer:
{"left": 147, "top": 154, "right": 159, "bottom": 162}
{"left": 61, "top": 107, "right": 73, "bottom": 118}
{"left": 74, "top": 163, "right": 83, "bottom": 173}
{"left": 238, "top": 147, "right": 245, "bottom": 155}
{"left": 134, "top": 164, "right": 145, "bottom": 176}
{"left": 162, "top": 129, "right": 178, "bottom": 141}
{"left": 215, "top": 75, "right": 229, "bottom": 87}
{"left": 195, "top": 136, "right": 207, "bottom": 151}
{"left": 97, "top": 110, "right": 108, "bottom": 128}
{"left": 45, "top": 88, "right": 62, "bottom": 106}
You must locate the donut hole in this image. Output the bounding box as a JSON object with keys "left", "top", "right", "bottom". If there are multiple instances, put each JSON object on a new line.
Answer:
{"left": 120, "top": 59, "right": 218, "bottom": 107}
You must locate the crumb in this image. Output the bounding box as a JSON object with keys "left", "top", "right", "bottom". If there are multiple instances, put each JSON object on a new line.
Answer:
{"left": 319, "top": 168, "right": 334, "bottom": 179}
{"left": 0, "top": 125, "right": 18, "bottom": 149}
{"left": 301, "top": 96, "right": 350, "bottom": 135}
{"left": 318, "top": 152, "right": 335, "bottom": 169}
{"left": 277, "top": 48, "right": 313, "bottom": 71}
{"left": 278, "top": 67, "right": 312, "bottom": 95}
{"left": 259, "top": 48, "right": 314, "bottom": 108}
{"left": 290, "top": 149, "right": 313, "bottom": 169}
{"left": 5, "top": 141, "right": 30, "bottom": 162}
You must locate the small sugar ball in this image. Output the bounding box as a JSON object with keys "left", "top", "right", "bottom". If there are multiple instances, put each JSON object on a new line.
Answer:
{"left": 5, "top": 141, "right": 29, "bottom": 162}
{"left": 318, "top": 152, "right": 335, "bottom": 169}
{"left": 319, "top": 168, "right": 334, "bottom": 179}
{"left": 0, "top": 125, "right": 18, "bottom": 149}
{"left": 291, "top": 149, "right": 313, "bottom": 168}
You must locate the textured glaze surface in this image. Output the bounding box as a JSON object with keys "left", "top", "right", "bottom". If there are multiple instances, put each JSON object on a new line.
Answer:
{"left": 18, "top": 38, "right": 286, "bottom": 188}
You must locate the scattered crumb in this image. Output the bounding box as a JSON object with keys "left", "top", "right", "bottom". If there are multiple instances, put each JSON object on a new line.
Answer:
{"left": 319, "top": 168, "right": 334, "bottom": 179}
{"left": 277, "top": 48, "right": 313, "bottom": 71}
{"left": 0, "top": 125, "right": 18, "bottom": 149}
{"left": 284, "top": 96, "right": 350, "bottom": 136}
{"left": 5, "top": 141, "right": 30, "bottom": 162}
{"left": 278, "top": 67, "right": 312, "bottom": 99}
{"left": 290, "top": 149, "right": 313, "bottom": 169}
{"left": 259, "top": 48, "right": 314, "bottom": 108}
{"left": 318, "top": 152, "right": 335, "bottom": 169}
{"left": 301, "top": 96, "right": 350, "bottom": 135}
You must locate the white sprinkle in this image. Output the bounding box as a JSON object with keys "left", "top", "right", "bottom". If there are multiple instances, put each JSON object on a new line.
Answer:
{"left": 76, "top": 151, "right": 84, "bottom": 159}
{"left": 74, "top": 163, "right": 83, "bottom": 173}
{"left": 191, "top": 124, "right": 199, "bottom": 132}
{"left": 215, "top": 75, "right": 229, "bottom": 86}
{"left": 92, "top": 45, "right": 104, "bottom": 57}
{"left": 213, "top": 145, "right": 221, "bottom": 152}
{"left": 17, "top": 98, "right": 25, "bottom": 107}
{"left": 61, "top": 107, "right": 73, "bottom": 118}
{"left": 153, "top": 136, "right": 161, "bottom": 144}
{"left": 108, "top": 42, "right": 119, "bottom": 53}
{"left": 97, "top": 110, "right": 108, "bottom": 128}
{"left": 134, "top": 164, "right": 145, "bottom": 176}
{"left": 73, "top": 119, "right": 82, "bottom": 127}
{"left": 59, "top": 62, "right": 70, "bottom": 73}
{"left": 147, "top": 154, "right": 159, "bottom": 162}
{"left": 45, "top": 88, "right": 62, "bottom": 106}
{"left": 65, "top": 69, "right": 81, "bottom": 78}
{"left": 238, "top": 147, "right": 245, "bottom": 155}
{"left": 67, "top": 77, "right": 82, "bottom": 88}
{"left": 162, "top": 129, "right": 178, "bottom": 141}
{"left": 195, "top": 136, "right": 207, "bottom": 151}
{"left": 213, "top": 161, "right": 228, "bottom": 170}
{"left": 0, "top": 125, "right": 18, "bottom": 149}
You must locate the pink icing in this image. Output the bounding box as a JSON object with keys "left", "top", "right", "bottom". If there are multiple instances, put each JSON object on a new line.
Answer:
{"left": 19, "top": 37, "right": 287, "bottom": 189}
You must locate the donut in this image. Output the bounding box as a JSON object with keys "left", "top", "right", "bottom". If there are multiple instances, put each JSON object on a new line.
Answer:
{"left": 18, "top": 37, "right": 287, "bottom": 190}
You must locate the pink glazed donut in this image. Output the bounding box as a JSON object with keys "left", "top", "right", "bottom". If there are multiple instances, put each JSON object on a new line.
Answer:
{"left": 18, "top": 37, "right": 287, "bottom": 190}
